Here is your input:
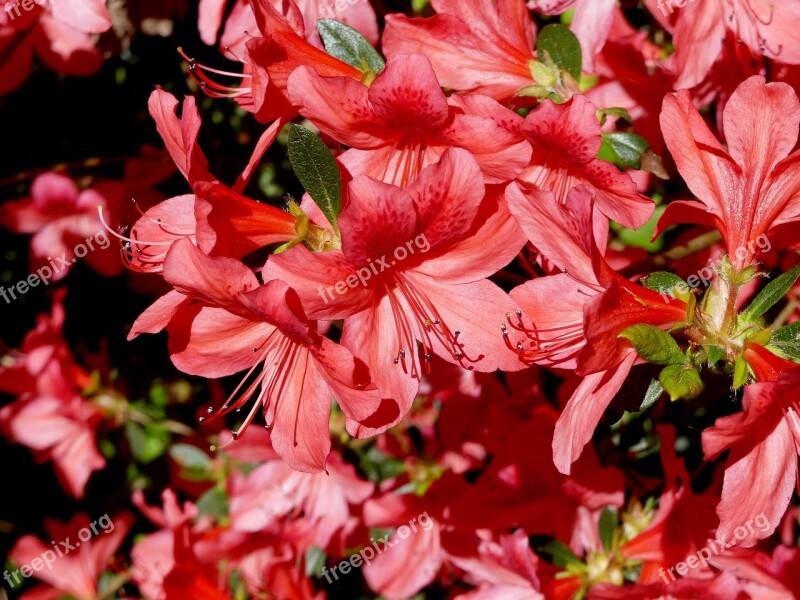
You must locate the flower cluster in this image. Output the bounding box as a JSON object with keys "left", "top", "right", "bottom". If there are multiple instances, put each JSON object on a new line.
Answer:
{"left": 3, "top": 0, "right": 800, "bottom": 598}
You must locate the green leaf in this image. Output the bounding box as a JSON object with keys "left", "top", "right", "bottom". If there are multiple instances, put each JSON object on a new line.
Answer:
{"left": 770, "top": 321, "right": 800, "bottom": 361}
{"left": 305, "top": 546, "right": 327, "bottom": 578}
{"left": 598, "top": 106, "right": 633, "bottom": 125}
{"left": 539, "top": 539, "right": 582, "bottom": 568}
{"left": 287, "top": 125, "right": 342, "bottom": 231}
{"left": 619, "top": 324, "right": 685, "bottom": 366}
{"left": 641, "top": 271, "right": 689, "bottom": 299}
{"left": 125, "top": 421, "right": 170, "bottom": 464}
{"left": 617, "top": 205, "right": 667, "bottom": 252}
{"left": 659, "top": 365, "right": 704, "bottom": 401}
{"left": 640, "top": 379, "right": 664, "bottom": 411}
{"left": 740, "top": 265, "right": 800, "bottom": 323}
{"left": 536, "top": 24, "right": 582, "bottom": 80}
{"left": 599, "top": 507, "right": 617, "bottom": 552}
{"left": 169, "top": 443, "right": 213, "bottom": 480}
{"left": 705, "top": 345, "right": 726, "bottom": 366}
{"left": 599, "top": 132, "right": 650, "bottom": 169}
{"left": 358, "top": 445, "right": 407, "bottom": 483}
{"left": 318, "top": 19, "right": 385, "bottom": 75}
{"left": 733, "top": 355, "right": 749, "bottom": 388}
{"left": 196, "top": 485, "right": 229, "bottom": 520}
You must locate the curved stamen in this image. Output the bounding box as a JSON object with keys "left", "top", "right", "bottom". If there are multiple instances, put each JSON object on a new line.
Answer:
{"left": 384, "top": 273, "right": 483, "bottom": 379}
{"left": 178, "top": 48, "right": 254, "bottom": 102}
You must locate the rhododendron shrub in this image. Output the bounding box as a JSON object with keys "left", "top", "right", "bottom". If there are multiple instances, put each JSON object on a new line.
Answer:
{"left": 3, "top": 0, "right": 800, "bottom": 598}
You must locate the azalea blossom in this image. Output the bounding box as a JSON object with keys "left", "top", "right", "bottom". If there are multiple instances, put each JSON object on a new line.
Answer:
{"left": 263, "top": 148, "right": 529, "bottom": 423}
{"left": 129, "top": 238, "right": 385, "bottom": 471}
{"left": 288, "top": 53, "right": 531, "bottom": 185}
{"left": 658, "top": 75, "right": 800, "bottom": 270}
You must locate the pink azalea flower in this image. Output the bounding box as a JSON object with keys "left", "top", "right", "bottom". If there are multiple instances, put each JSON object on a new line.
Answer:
{"left": 517, "top": 94, "right": 654, "bottom": 229}
{"left": 287, "top": 54, "right": 531, "bottom": 185}
{"left": 10, "top": 512, "right": 132, "bottom": 599}
{"left": 0, "top": 293, "right": 104, "bottom": 498}
{"left": 647, "top": 0, "right": 800, "bottom": 89}
{"left": 657, "top": 76, "right": 800, "bottom": 270}
{"left": 229, "top": 451, "right": 373, "bottom": 550}
{"left": 263, "top": 148, "right": 529, "bottom": 425}
{"left": 0, "top": 0, "right": 109, "bottom": 94}
{"left": 129, "top": 238, "right": 385, "bottom": 472}
{"left": 1, "top": 173, "right": 123, "bottom": 281}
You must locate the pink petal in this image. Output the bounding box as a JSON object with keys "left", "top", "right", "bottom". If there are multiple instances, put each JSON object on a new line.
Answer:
{"left": 552, "top": 352, "right": 636, "bottom": 474}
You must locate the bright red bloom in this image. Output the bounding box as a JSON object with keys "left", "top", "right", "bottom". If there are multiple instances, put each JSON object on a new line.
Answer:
{"left": 263, "top": 148, "right": 529, "bottom": 425}
{"left": 1, "top": 172, "right": 123, "bottom": 280}
{"left": 288, "top": 54, "right": 531, "bottom": 185}
{"left": 0, "top": 0, "right": 109, "bottom": 94}
{"left": 115, "top": 89, "right": 296, "bottom": 273}
{"left": 130, "top": 238, "right": 384, "bottom": 472}
{"left": 383, "top": 0, "right": 537, "bottom": 103}
{"left": 658, "top": 76, "right": 800, "bottom": 270}
{"left": 518, "top": 94, "right": 654, "bottom": 229}
{"left": 198, "top": 0, "right": 378, "bottom": 53}
{"left": 242, "top": 0, "right": 361, "bottom": 123}
{"left": 10, "top": 512, "right": 132, "bottom": 599}
{"left": 506, "top": 184, "right": 687, "bottom": 473}
{"left": 702, "top": 343, "right": 800, "bottom": 547}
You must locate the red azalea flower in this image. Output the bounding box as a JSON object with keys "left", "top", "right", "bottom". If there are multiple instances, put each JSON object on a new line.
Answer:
{"left": 518, "top": 94, "right": 654, "bottom": 229}
{"left": 702, "top": 343, "right": 800, "bottom": 547}
{"left": 288, "top": 53, "right": 531, "bottom": 185}
{"left": 198, "top": 0, "right": 378, "bottom": 53}
{"left": 10, "top": 512, "right": 132, "bottom": 599}
{"left": 130, "top": 238, "right": 384, "bottom": 472}
{"left": 113, "top": 88, "right": 296, "bottom": 273}
{"left": 1, "top": 172, "right": 123, "bottom": 281}
{"left": 263, "top": 148, "right": 529, "bottom": 425}
{"left": 658, "top": 76, "right": 800, "bottom": 270}
{"left": 506, "top": 184, "right": 687, "bottom": 473}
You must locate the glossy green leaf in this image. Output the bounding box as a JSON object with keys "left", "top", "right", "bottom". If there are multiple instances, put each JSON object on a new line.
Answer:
{"left": 318, "top": 19, "right": 385, "bottom": 75}
{"left": 599, "top": 132, "right": 650, "bottom": 169}
{"left": 536, "top": 24, "right": 582, "bottom": 80}
{"left": 287, "top": 125, "right": 342, "bottom": 231}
